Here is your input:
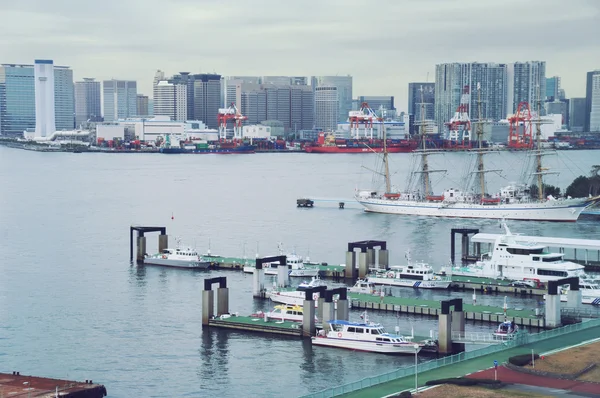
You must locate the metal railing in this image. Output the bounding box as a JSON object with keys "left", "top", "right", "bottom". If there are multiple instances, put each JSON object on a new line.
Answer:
{"left": 299, "top": 318, "right": 600, "bottom": 398}
{"left": 450, "top": 331, "right": 513, "bottom": 344}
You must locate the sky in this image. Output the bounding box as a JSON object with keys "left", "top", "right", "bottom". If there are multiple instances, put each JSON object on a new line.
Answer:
{"left": 1, "top": 0, "right": 599, "bottom": 112}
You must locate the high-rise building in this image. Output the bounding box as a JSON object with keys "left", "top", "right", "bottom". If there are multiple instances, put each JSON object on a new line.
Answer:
{"left": 546, "top": 76, "right": 560, "bottom": 101}
{"left": 314, "top": 86, "right": 338, "bottom": 131}
{"left": 569, "top": 97, "right": 586, "bottom": 132}
{"left": 585, "top": 70, "right": 600, "bottom": 132}
{"left": 311, "top": 76, "right": 352, "bottom": 122}
{"left": 75, "top": 78, "right": 101, "bottom": 127}
{"left": 168, "top": 72, "right": 195, "bottom": 120}
{"left": 408, "top": 83, "right": 435, "bottom": 134}
{"left": 590, "top": 73, "right": 600, "bottom": 132}
{"left": 434, "top": 63, "right": 507, "bottom": 129}
{"left": 225, "top": 76, "right": 262, "bottom": 108}
{"left": 102, "top": 80, "right": 137, "bottom": 121}
{"left": 545, "top": 100, "right": 568, "bottom": 127}
{"left": 0, "top": 64, "right": 35, "bottom": 136}
{"left": 508, "top": 61, "right": 546, "bottom": 114}
{"left": 136, "top": 94, "right": 149, "bottom": 117}
{"left": 153, "top": 81, "right": 187, "bottom": 121}
{"left": 192, "top": 74, "right": 221, "bottom": 129}
{"left": 262, "top": 76, "right": 308, "bottom": 86}
{"left": 357, "top": 96, "right": 395, "bottom": 113}
{"left": 53, "top": 65, "right": 74, "bottom": 130}
{"left": 34, "top": 59, "right": 56, "bottom": 137}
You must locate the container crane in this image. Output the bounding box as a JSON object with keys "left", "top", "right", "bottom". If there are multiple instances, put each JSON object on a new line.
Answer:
{"left": 348, "top": 102, "right": 381, "bottom": 139}
{"left": 217, "top": 103, "right": 248, "bottom": 141}
{"left": 508, "top": 102, "right": 533, "bottom": 150}
{"left": 445, "top": 85, "right": 472, "bottom": 149}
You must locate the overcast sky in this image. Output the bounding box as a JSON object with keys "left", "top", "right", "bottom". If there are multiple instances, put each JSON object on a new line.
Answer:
{"left": 1, "top": 0, "right": 599, "bottom": 111}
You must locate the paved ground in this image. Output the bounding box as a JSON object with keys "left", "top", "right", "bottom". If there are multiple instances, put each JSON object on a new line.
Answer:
{"left": 335, "top": 325, "right": 600, "bottom": 398}
{"left": 468, "top": 366, "right": 600, "bottom": 395}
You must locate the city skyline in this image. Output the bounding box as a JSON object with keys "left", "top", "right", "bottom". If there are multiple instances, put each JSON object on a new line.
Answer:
{"left": 1, "top": 0, "right": 598, "bottom": 112}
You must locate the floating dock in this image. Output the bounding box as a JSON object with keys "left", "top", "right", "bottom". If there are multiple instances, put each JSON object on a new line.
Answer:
{"left": 0, "top": 372, "right": 107, "bottom": 397}
{"left": 347, "top": 292, "right": 546, "bottom": 328}
{"left": 208, "top": 315, "right": 303, "bottom": 337}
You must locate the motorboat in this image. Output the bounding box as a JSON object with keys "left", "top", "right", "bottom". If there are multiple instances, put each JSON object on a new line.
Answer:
{"left": 493, "top": 320, "right": 519, "bottom": 337}
{"left": 297, "top": 276, "right": 327, "bottom": 290}
{"left": 251, "top": 304, "right": 318, "bottom": 323}
{"left": 268, "top": 278, "right": 350, "bottom": 309}
{"left": 312, "top": 313, "right": 423, "bottom": 355}
{"left": 442, "top": 221, "right": 587, "bottom": 283}
{"left": 559, "top": 279, "right": 600, "bottom": 305}
{"left": 348, "top": 279, "right": 375, "bottom": 294}
{"left": 243, "top": 244, "right": 319, "bottom": 277}
{"left": 367, "top": 251, "right": 451, "bottom": 289}
{"left": 144, "top": 240, "right": 210, "bottom": 269}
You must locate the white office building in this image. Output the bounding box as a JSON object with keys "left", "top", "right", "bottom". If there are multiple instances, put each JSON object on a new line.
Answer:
{"left": 314, "top": 86, "right": 339, "bottom": 131}
{"left": 34, "top": 59, "right": 56, "bottom": 138}
{"left": 153, "top": 80, "right": 187, "bottom": 121}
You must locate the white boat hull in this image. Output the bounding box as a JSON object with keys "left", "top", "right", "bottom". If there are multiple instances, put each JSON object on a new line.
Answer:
{"left": 144, "top": 258, "right": 210, "bottom": 269}
{"left": 367, "top": 277, "right": 451, "bottom": 289}
{"left": 558, "top": 295, "right": 600, "bottom": 305}
{"left": 269, "top": 292, "right": 349, "bottom": 309}
{"left": 357, "top": 197, "right": 595, "bottom": 222}
{"left": 312, "top": 336, "right": 421, "bottom": 354}
{"left": 243, "top": 266, "right": 319, "bottom": 277}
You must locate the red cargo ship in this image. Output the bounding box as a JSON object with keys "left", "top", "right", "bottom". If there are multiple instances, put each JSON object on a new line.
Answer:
{"left": 304, "top": 132, "right": 417, "bottom": 153}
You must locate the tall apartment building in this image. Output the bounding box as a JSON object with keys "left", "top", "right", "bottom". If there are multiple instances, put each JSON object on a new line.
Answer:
{"left": 507, "top": 61, "right": 546, "bottom": 114}
{"left": 75, "top": 78, "right": 101, "bottom": 127}
{"left": 569, "top": 97, "right": 586, "bottom": 132}
{"left": 153, "top": 81, "right": 187, "bottom": 121}
{"left": 590, "top": 73, "right": 600, "bottom": 132}
{"left": 546, "top": 76, "right": 560, "bottom": 101}
{"left": 225, "top": 76, "right": 262, "bottom": 108}
{"left": 407, "top": 83, "right": 435, "bottom": 134}
{"left": 434, "top": 63, "right": 507, "bottom": 128}
{"left": 314, "top": 86, "right": 338, "bottom": 131}
{"left": 53, "top": 64, "right": 74, "bottom": 130}
{"left": 103, "top": 80, "right": 137, "bottom": 121}
{"left": 0, "top": 64, "right": 35, "bottom": 136}
{"left": 193, "top": 74, "right": 221, "bottom": 129}
{"left": 585, "top": 70, "right": 600, "bottom": 132}
{"left": 136, "top": 94, "right": 149, "bottom": 117}
{"left": 311, "top": 76, "right": 352, "bottom": 122}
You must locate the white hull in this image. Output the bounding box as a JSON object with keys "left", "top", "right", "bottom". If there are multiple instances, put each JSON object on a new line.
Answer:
{"left": 269, "top": 292, "right": 349, "bottom": 309}
{"left": 144, "top": 258, "right": 210, "bottom": 269}
{"left": 312, "top": 336, "right": 421, "bottom": 354}
{"left": 367, "top": 277, "right": 450, "bottom": 289}
{"left": 447, "top": 267, "right": 581, "bottom": 284}
{"left": 243, "top": 266, "right": 319, "bottom": 277}
{"left": 559, "top": 295, "right": 600, "bottom": 305}
{"left": 357, "top": 197, "right": 593, "bottom": 222}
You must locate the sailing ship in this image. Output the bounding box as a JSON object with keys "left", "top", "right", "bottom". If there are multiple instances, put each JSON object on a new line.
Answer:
{"left": 355, "top": 84, "right": 600, "bottom": 222}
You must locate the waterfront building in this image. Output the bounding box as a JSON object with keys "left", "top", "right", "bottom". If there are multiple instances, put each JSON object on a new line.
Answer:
{"left": 507, "top": 61, "right": 546, "bottom": 114}
{"left": 569, "top": 97, "right": 586, "bottom": 132}
{"left": 136, "top": 94, "right": 149, "bottom": 117}
{"left": 0, "top": 64, "right": 35, "bottom": 136}
{"left": 53, "top": 64, "right": 74, "bottom": 131}
{"left": 103, "top": 80, "right": 137, "bottom": 121}
{"left": 585, "top": 70, "right": 600, "bottom": 132}
{"left": 545, "top": 100, "right": 569, "bottom": 128}
{"left": 153, "top": 81, "right": 187, "bottom": 121}
{"left": 435, "top": 62, "right": 507, "bottom": 129}
{"left": 311, "top": 76, "right": 352, "bottom": 123}
{"left": 75, "top": 78, "right": 101, "bottom": 127}
{"left": 34, "top": 59, "right": 56, "bottom": 138}
{"left": 192, "top": 74, "right": 221, "bottom": 129}
{"left": 314, "top": 86, "right": 339, "bottom": 131}
{"left": 546, "top": 76, "right": 560, "bottom": 101}
{"left": 408, "top": 83, "right": 435, "bottom": 134}
{"left": 590, "top": 73, "right": 600, "bottom": 132}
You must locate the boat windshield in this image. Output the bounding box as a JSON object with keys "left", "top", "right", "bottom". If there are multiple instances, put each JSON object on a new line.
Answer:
{"left": 542, "top": 256, "right": 563, "bottom": 263}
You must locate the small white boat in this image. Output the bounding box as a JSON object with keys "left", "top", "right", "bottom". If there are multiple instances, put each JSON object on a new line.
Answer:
{"left": 144, "top": 240, "right": 210, "bottom": 269}
{"left": 493, "top": 320, "right": 519, "bottom": 337}
{"left": 367, "top": 251, "right": 451, "bottom": 289}
{"left": 559, "top": 279, "right": 600, "bottom": 305}
{"left": 297, "top": 276, "right": 328, "bottom": 290}
{"left": 243, "top": 244, "right": 320, "bottom": 277}
{"left": 348, "top": 279, "right": 375, "bottom": 294}
{"left": 252, "top": 304, "right": 318, "bottom": 323}
{"left": 312, "top": 313, "right": 423, "bottom": 355}
{"left": 268, "top": 277, "right": 350, "bottom": 309}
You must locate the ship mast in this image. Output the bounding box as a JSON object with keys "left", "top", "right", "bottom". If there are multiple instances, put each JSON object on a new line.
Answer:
{"left": 383, "top": 116, "right": 391, "bottom": 193}
{"left": 535, "top": 85, "right": 544, "bottom": 200}
{"left": 419, "top": 85, "right": 430, "bottom": 196}
{"left": 476, "top": 83, "right": 485, "bottom": 197}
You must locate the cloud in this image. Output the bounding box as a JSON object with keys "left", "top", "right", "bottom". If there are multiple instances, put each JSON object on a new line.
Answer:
{"left": 0, "top": 0, "right": 598, "bottom": 111}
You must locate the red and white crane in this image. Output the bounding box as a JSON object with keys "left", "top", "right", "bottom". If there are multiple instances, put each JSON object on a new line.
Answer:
{"left": 445, "top": 85, "right": 472, "bottom": 148}
{"left": 507, "top": 102, "right": 533, "bottom": 150}
{"left": 348, "top": 102, "right": 381, "bottom": 139}
{"left": 217, "top": 103, "right": 248, "bottom": 141}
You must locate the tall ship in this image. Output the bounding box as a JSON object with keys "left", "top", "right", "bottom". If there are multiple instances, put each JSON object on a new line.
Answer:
{"left": 304, "top": 102, "right": 418, "bottom": 154}
{"left": 355, "top": 85, "right": 600, "bottom": 222}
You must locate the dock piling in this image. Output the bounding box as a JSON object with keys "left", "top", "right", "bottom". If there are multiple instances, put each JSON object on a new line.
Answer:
{"left": 137, "top": 236, "right": 146, "bottom": 262}
{"left": 277, "top": 265, "right": 289, "bottom": 288}
{"left": 158, "top": 234, "right": 168, "bottom": 253}
{"left": 202, "top": 277, "right": 228, "bottom": 326}
{"left": 378, "top": 249, "right": 389, "bottom": 269}
{"left": 322, "top": 292, "right": 335, "bottom": 333}
{"left": 129, "top": 226, "right": 167, "bottom": 263}
{"left": 303, "top": 299, "right": 316, "bottom": 337}
{"left": 344, "top": 251, "right": 356, "bottom": 279}
{"left": 252, "top": 268, "right": 265, "bottom": 298}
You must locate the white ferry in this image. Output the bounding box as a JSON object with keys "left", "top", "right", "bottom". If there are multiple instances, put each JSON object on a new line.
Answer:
{"left": 367, "top": 251, "right": 451, "bottom": 289}
{"left": 312, "top": 316, "right": 423, "bottom": 355}
{"left": 442, "top": 221, "right": 586, "bottom": 283}
{"left": 144, "top": 242, "right": 210, "bottom": 269}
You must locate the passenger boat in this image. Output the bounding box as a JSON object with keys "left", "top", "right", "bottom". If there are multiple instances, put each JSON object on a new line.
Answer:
{"left": 297, "top": 276, "right": 328, "bottom": 290}
{"left": 348, "top": 279, "right": 375, "bottom": 294}
{"left": 442, "top": 221, "right": 587, "bottom": 283}
{"left": 493, "top": 320, "right": 519, "bottom": 337}
{"left": 268, "top": 277, "right": 350, "bottom": 309}
{"left": 144, "top": 240, "right": 210, "bottom": 269}
{"left": 367, "top": 251, "right": 451, "bottom": 289}
{"left": 312, "top": 313, "right": 423, "bottom": 355}
{"left": 559, "top": 279, "right": 600, "bottom": 305}
{"left": 243, "top": 244, "right": 319, "bottom": 277}
{"left": 251, "top": 304, "right": 318, "bottom": 323}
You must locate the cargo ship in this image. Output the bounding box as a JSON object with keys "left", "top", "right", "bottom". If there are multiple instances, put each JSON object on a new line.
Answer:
{"left": 304, "top": 132, "right": 418, "bottom": 153}
{"left": 159, "top": 134, "right": 255, "bottom": 154}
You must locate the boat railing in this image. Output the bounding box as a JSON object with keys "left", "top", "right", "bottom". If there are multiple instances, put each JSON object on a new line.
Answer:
{"left": 300, "top": 317, "right": 600, "bottom": 398}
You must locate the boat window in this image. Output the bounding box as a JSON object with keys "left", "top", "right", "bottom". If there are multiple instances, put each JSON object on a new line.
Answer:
{"left": 532, "top": 257, "right": 540, "bottom": 261}
{"left": 347, "top": 327, "right": 356, "bottom": 333}
{"left": 537, "top": 269, "right": 567, "bottom": 277}
{"left": 355, "top": 328, "right": 364, "bottom": 334}
{"left": 382, "top": 338, "right": 391, "bottom": 342}
{"left": 542, "top": 256, "right": 562, "bottom": 263}
{"left": 376, "top": 337, "right": 383, "bottom": 342}
{"left": 506, "top": 248, "right": 544, "bottom": 255}
{"left": 371, "top": 329, "right": 380, "bottom": 335}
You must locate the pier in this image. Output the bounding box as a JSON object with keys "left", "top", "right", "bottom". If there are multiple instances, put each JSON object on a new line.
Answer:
{"left": 0, "top": 372, "right": 107, "bottom": 397}
{"left": 129, "top": 225, "right": 167, "bottom": 263}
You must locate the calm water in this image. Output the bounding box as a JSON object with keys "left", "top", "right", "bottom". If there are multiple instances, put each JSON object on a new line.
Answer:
{"left": 1, "top": 147, "right": 599, "bottom": 397}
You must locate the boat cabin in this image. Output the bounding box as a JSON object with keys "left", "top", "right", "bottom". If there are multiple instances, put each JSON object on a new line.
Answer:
{"left": 387, "top": 264, "right": 436, "bottom": 281}
{"left": 328, "top": 320, "right": 409, "bottom": 343}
